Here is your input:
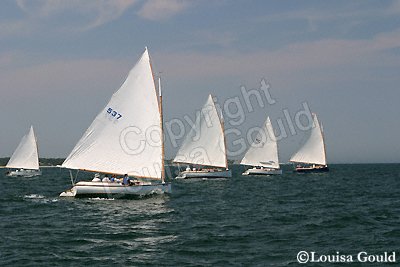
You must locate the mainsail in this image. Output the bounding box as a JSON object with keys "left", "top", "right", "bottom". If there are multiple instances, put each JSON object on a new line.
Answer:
{"left": 240, "top": 116, "right": 280, "bottom": 169}
{"left": 289, "top": 113, "right": 327, "bottom": 165}
{"left": 173, "top": 94, "right": 227, "bottom": 168}
{"left": 6, "top": 126, "right": 39, "bottom": 170}
{"left": 62, "top": 48, "right": 162, "bottom": 179}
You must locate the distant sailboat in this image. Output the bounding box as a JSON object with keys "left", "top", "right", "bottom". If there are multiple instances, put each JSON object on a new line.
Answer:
{"left": 290, "top": 113, "right": 329, "bottom": 172}
{"left": 60, "top": 48, "right": 171, "bottom": 197}
{"left": 241, "top": 116, "right": 282, "bottom": 175}
{"left": 173, "top": 94, "right": 232, "bottom": 179}
{"left": 6, "top": 126, "right": 41, "bottom": 177}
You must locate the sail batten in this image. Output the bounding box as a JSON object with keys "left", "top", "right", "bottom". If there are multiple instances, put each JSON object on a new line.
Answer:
{"left": 240, "top": 117, "right": 280, "bottom": 169}
{"left": 62, "top": 48, "right": 162, "bottom": 179}
{"left": 173, "top": 95, "right": 227, "bottom": 168}
{"left": 6, "top": 126, "right": 40, "bottom": 170}
{"left": 289, "top": 114, "right": 327, "bottom": 165}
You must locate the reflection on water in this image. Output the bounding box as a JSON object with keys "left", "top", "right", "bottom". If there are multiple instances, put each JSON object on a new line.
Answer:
{"left": 65, "top": 194, "right": 178, "bottom": 263}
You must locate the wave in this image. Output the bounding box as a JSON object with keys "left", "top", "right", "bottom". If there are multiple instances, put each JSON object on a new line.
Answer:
{"left": 88, "top": 197, "right": 115, "bottom": 201}
{"left": 24, "top": 194, "right": 45, "bottom": 199}
{"left": 23, "top": 194, "right": 58, "bottom": 203}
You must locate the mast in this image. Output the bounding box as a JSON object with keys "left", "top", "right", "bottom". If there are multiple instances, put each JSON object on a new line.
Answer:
{"left": 320, "top": 116, "right": 328, "bottom": 166}
{"left": 159, "top": 76, "right": 165, "bottom": 183}
{"left": 214, "top": 96, "right": 229, "bottom": 170}
{"left": 147, "top": 47, "right": 165, "bottom": 182}
{"left": 32, "top": 126, "right": 40, "bottom": 169}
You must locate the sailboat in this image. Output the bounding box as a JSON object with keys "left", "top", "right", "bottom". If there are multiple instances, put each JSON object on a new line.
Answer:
{"left": 60, "top": 48, "right": 171, "bottom": 197}
{"left": 173, "top": 94, "right": 232, "bottom": 179}
{"left": 289, "top": 113, "right": 329, "bottom": 172}
{"left": 241, "top": 116, "right": 282, "bottom": 175}
{"left": 6, "top": 126, "right": 41, "bottom": 177}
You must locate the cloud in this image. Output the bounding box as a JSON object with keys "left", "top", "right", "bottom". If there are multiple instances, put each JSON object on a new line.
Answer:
{"left": 155, "top": 28, "right": 400, "bottom": 84}
{"left": 15, "top": 0, "right": 138, "bottom": 30}
{"left": 388, "top": 0, "right": 400, "bottom": 15}
{"left": 253, "top": 1, "right": 400, "bottom": 36}
{"left": 4, "top": 0, "right": 191, "bottom": 36}
{"left": 187, "top": 30, "right": 237, "bottom": 48}
{"left": 0, "top": 58, "right": 130, "bottom": 98}
{"left": 0, "top": 20, "right": 36, "bottom": 38}
{"left": 138, "top": 0, "right": 191, "bottom": 20}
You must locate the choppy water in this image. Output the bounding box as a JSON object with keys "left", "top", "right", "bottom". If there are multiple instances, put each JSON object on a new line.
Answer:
{"left": 1, "top": 164, "right": 399, "bottom": 266}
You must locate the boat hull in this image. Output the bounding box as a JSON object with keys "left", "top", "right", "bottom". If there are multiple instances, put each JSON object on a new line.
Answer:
{"left": 295, "top": 166, "right": 329, "bottom": 173}
{"left": 242, "top": 168, "right": 282, "bottom": 175}
{"left": 60, "top": 181, "right": 171, "bottom": 198}
{"left": 6, "top": 169, "right": 42, "bottom": 177}
{"left": 176, "top": 169, "right": 232, "bottom": 179}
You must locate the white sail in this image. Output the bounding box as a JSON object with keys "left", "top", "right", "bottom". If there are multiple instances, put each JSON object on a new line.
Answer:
{"left": 6, "top": 126, "right": 39, "bottom": 170}
{"left": 173, "top": 94, "right": 227, "bottom": 168}
{"left": 289, "top": 114, "right": 327, "bottom": 165}
{"left": 62, "top": 48, "right": 162, "bottom": 179}
{"left": 240, "top": 116, "right": 280, "bottom": 169}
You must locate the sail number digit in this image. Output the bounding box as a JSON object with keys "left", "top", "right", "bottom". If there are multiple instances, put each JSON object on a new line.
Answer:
{"left": 106, "top": 107, "right": 122, "bottom": 120}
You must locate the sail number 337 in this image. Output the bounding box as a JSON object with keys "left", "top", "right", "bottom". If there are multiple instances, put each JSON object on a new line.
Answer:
{"left": 106, "top": 107, "right": 122, "bottom": 120}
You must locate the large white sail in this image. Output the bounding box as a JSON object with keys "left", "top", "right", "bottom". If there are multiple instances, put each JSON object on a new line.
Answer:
{"left": 62, "top": 48, "right": 162, "bottom": 179}
{"left": 173, "top": 94, "right": 227, "bottom": 168}
{"left": 240, "top": 116, "right": 280, "bottom": 169}
{"left": 290, "top": 113, "right": 327, "bottom": 165}
{"left": 6, "top": 126, "right": 39, "bottom": 170}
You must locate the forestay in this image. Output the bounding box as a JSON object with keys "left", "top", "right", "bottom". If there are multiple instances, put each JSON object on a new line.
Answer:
{"left": 6, "top": 126, "right": 39, "bottom": 170}
{"left": 290, "top": 114, "right": 327, "bottom": 165}
{"left": 62, "top": 48, "right": 162, "bottom": 179}
{"left": 173, "top": 95, "right": 227, "bottom": 168}
{"left": 240, "top": 116, "right": 280, "bottom": 169}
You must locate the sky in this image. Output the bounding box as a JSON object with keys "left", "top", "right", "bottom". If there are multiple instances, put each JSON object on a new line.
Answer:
{"left": 0, "top": 0, "right": 399, "bottom": 163}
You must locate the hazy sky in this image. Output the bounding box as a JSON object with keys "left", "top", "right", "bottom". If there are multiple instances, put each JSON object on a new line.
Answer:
{"left": 0, "top": 0, "right": 399, "bottom": 163}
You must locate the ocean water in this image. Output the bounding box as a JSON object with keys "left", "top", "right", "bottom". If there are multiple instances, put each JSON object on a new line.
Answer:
{"left": 0, "top": 164, "right": 399, "bottom": 266}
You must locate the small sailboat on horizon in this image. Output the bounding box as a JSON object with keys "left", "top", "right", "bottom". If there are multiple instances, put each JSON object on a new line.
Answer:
{"left": 289, "top": 113, "right": 329, "bottom": 173}
{"left": 60, "top": 47, "right": 171, "bottom": 198}
{"left": 241, "top": 116, "right": 282, "bottom": 175}
{"left": 6, "top": 126, "right": 42, "bottom": 177}
{"left": 173, "top": 94, "right": 232, "bottom": 179}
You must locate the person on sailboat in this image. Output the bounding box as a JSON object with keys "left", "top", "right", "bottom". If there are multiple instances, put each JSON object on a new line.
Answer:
{"left": 122, "top": 174, "right": 130, "bottom": 186}
{"left": 102, "top": 174, "right": 110, "bottom": 182}
{"left": 92, "top": 173, "right": 101, "bottom": 182}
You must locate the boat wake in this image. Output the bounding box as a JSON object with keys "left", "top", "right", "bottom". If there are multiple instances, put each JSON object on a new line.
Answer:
{"left": 24, "top": 194, "right": 45, "bottom": 199}
{"left": 88, "top": 197, "right": 115, "bottom": 201}
{"left": 23, "top": 194, "right": 58, "bottom": 203}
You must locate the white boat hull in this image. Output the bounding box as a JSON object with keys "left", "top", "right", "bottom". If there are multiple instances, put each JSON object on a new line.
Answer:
{"left": 60, "top": 181, "right": 171, "bottom": 198}
{"left": 242, "top": 168, "right": 282, "bottom": 176}
{"left": 6, "top": 169, "right": 42, "bottom": 177}
{"left": 176, "top": 169, "right": 232, "bottom": 179}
